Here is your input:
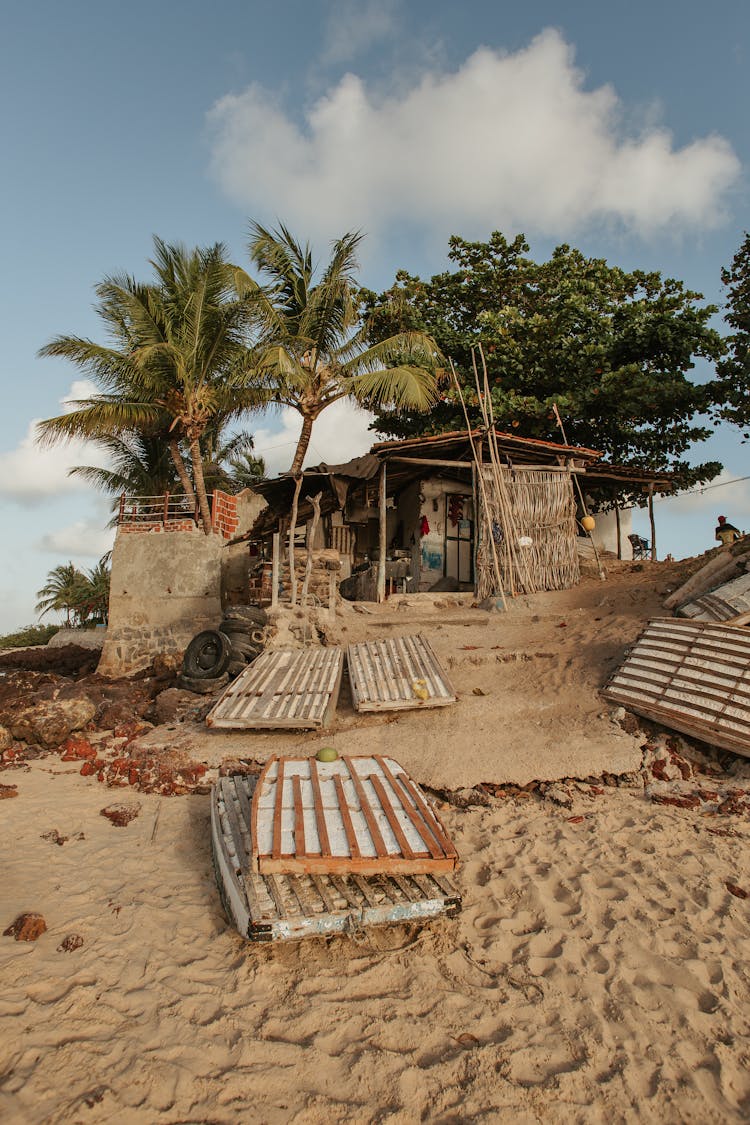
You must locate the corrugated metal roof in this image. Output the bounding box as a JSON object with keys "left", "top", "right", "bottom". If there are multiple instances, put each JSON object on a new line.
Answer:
{"left": 371, "top": 428, "right": 603, "bottom": 462}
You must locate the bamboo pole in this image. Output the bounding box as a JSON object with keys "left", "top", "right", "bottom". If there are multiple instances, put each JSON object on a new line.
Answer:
{"left": 448, "top": 359, "right": 507, "bottom": 610}
{"left": 301, "top": 492, "right": 322, "bottom": 606}
{"left": 615, "top": 505, "right": 622, "bottom": 560}
{"left": 551, "top": 403, "right": 606, "bottom": 581}
{"left": 377, "top": 462, "right": 387, "bottom": 603}
{"left": 288, "top": 475, "right": 303, "bottom": 606}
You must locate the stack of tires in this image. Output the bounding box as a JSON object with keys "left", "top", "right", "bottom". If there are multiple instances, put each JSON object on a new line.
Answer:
{"left": 179, "top": 604, "right": 268, "bottom": 694}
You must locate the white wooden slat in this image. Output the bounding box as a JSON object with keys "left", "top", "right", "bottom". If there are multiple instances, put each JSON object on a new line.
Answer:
{"left": 603, "top": 618, "right": 750, "bottom": 759}
{"left": 346, "top": 634, "right": 457, "bottom": 712}
{"left": 207, "top": 647, "right": 343, "bottom": 729}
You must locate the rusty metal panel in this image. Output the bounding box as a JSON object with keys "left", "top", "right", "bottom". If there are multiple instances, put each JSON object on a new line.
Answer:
{"left": 603, "top": 618, "right": 750, "bottom": 759}
{"left": 346, "top": 634, "right": 457, "bottom": 712}
{"left": 250, "top": 755, "right": 459, "bottom": 876}
{"left": 677, "top": 571, "right": 750, "bottom": 622}
{"left": 211, "top": 773, "right": 461, "bottom": 942}
{"left": 206, "top": 647, "right": 343, "bottom": 730}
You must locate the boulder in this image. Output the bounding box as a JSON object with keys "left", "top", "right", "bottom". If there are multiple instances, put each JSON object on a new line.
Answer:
{"left": 150, "top": 688, "right": 199, "bottom": 725}
{"left": 8, "top": 698, "right": 96, "bottom": 748}
{"left": 0, "top": 725, "right": 11, "bottom": 753}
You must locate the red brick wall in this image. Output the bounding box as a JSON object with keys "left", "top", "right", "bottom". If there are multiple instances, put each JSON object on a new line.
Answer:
{"left": 211, "top": 490, "right": 240, "bottom": 540}
{"left": 120, "top": 520, "right": 197, "bottom": 534}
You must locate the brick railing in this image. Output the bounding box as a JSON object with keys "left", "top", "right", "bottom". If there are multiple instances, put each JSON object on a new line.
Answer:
{"left": 117, "top": 490, "right": 239, "bottom": 539}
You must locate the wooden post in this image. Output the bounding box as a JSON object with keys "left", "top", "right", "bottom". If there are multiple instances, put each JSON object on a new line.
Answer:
{"left": 648, "top": 483, "right": 657, "bottom": 562}
{"left": 614, "top": 504, "right": 621, "bottom": 560}
{"left": 377, "top": 462, "right": 387, "bottom": 603}
{"left": 301, "top": 493, "right": 322, "bottom": 607}
{"left": 287, "top": 474, "right": 301, "bottom": 607}
{"left": 328, "top": 571, "right": 337, "bottom": 622}
{"left": 163, "top": 491, "right": 170, "bottom": 526}
{"left": 271, "top": 532, "right": 280, "bottom": 609}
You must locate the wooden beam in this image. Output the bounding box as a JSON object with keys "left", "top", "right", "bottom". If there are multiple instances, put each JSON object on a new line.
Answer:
{"left": 271, "top": 532, "right": 280, "bottom": 609}
{"left": 377, "top": 462, "right": 387, "bottom": 603}
{"left": 648, "top": 483, "right": 657, "bottom": 562}
{"left": 386, "top": 456, "right": 473, "bottom": 469}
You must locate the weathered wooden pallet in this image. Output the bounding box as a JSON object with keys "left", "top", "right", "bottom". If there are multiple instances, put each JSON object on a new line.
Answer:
{"left": 250, "top": 755, "right": 459, "bottom": 876}
{"left": 211, "top": 773, "right": 462, "bottom": 942}
{"left": 206, "top": 647, "right": 343, "bottom": 730}
{"left": 603, "top": 618, "right": 750, "bottom": 759}
{"left": 346, "top": 634, "right": 457, "bottom": 712}
{"left": 677, "top": 571, "right": 750, "bottom": 623}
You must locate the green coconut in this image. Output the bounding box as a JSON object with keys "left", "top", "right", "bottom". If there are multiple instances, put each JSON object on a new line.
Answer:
{"left": 316, "top": 746, "right": 339, "bottom": 763}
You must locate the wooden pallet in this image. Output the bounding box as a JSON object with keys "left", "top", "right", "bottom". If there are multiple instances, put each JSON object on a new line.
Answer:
{"left": 346, "top": 634, "right": 457, "bottom": 712}
{"left": 677, "top": 571, "right": 750, "bottom": 623}
{"left": 250, "top": 755, "right": 459, "bottom": 876}
{"left": 206, "top": 647, "right": 343, "bottom": 730}
{"left": 603, "top": 618, "right": 750, "bottom": 759}
{"left": 212, "top": 773, "right": 462, "bottom": 942}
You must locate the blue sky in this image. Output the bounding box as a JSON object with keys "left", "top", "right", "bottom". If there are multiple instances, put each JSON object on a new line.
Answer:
{"left": 0, "top": 0, "right": 748, "bottom": 632}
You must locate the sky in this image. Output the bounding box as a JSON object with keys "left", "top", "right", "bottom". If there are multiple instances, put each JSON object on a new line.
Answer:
{"left": 0, "top": 0, "right": 748, "bottom": 632}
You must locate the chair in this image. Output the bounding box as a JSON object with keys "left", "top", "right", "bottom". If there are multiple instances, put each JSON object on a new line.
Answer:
{"left": 628, "top": 533, "right": 650, "bottom": 560}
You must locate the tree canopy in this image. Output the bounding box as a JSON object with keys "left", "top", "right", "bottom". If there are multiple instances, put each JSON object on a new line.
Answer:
{"left": 238, "top": 223, "right": 442, "bottom": 475}
{"left": 714, "top": 231, "right": 750, "bottom": 437}
{"left": 362, "top": 232, "right": 725, "bottom": 501}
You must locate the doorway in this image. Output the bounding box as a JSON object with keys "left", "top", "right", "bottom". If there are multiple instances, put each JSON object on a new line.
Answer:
{"left": 445, "top": 493, "right": 474, "bottom": 584}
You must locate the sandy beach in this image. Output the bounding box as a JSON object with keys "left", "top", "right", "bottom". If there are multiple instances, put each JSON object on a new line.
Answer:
{"left": 2, "top": 560, "right": 750, "bottom": 1123}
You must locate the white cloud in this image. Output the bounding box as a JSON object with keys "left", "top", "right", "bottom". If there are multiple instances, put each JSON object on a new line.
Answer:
{"left": 0, "top": 381, "right": 111, "bottom": 502}
{"left": 208, "top": 29, "right": 740, "bottom": 244}
{"left": 36, "top": 520, "right": 116, "bottom": 559}
{"left": 252, "top": 401, "right": 378, "bottom": 477}
{"left": 321, "top": 0, "right": 401, "bottom": 65}
{"left": 659, "top": 470, "right": 750, "bottom": 519}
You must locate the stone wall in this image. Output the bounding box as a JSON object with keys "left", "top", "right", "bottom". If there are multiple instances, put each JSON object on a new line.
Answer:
{"left": 98, "top": 528, "right": 223, "bottom": 677}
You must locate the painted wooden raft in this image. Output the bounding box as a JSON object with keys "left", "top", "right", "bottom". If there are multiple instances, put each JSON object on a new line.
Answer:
{"left": 211, "top": 772, "right": 462, "bottom": 942}
{"left": 346, "top": 634, "right": 457, "bottom": 712}
{"left": 206, "top": 647, "right": 343, "bottom": 730}
{"left": 603, "top": 618, "right": 750, "bottom": 759}
{"left": 251, "top": 755, "right": 459, "bottom": 876}
{"left": 676, "top": 571, "right": 750, "bottom": 623}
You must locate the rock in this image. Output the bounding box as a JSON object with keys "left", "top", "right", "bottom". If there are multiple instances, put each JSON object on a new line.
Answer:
{"left": 152, "top": 653, "right": 182, "bottom": 681}
{"left": 0, "top": 725, "right": 11, "bottom": 753}
{"left": 57, "top": 933, "right": 84, "bottom": 952}
{"left": 8, "top": 698, "right": 96, "bottom": 748}
{"left": 0, "top": 784, "right": 18, "bottom": 799}
{"left": 3, "top": 912, "right": 47, "bottom": 941}
{"left": 48, "top": 628, "right": 106, "bottom": 651}
{"left": 149, "top": 688, "right": 198, "bottom": 725}
{"left": 60, "top": 736, "right": 97, "bottom": 761}
{"left": 100, "top": 802, "right": 141, "bottom": 827}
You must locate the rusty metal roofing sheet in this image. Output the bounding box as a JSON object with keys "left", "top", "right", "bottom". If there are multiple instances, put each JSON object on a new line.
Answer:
{"left": 370, "top": 428, "right": 602, "bottom": 461}
{"left": 206, "top": 647, "right": 343, "bottom": 730}
{"left": 249, "top": 754, "right": 459, "bottom": 876}
{"left": 346, "top": 634, "right": 457, "bottom": 712}
{"left": 602, "top": 618, "right": 750, "bottom": 759}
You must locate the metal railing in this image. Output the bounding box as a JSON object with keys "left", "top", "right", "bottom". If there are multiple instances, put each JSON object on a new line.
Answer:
{"left": 117, "top": 492, "right": 211, "bottom": 527}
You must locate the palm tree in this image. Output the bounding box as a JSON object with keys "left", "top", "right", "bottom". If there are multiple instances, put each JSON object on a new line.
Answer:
{"left": 75, "top": 556, "right": 111, "bottom": 625}
{"left": 37, "top": 239, "right": 266, "bottom": 533}
{"left": 240, "top": 223, "right": 441, "bottom": 475}
{"left": 35, "top": 563, "right": 86, "bottom": 625}
{"left": 68, "top": 431, "right": 182, "bottom": 524}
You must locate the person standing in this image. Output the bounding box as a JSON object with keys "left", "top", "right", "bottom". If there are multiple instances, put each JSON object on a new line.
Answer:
{"left": 715, "top": 515, "right": 742, "bottom": 546}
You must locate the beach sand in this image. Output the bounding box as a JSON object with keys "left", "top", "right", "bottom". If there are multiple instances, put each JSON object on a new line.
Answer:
{"left": 2, "top": 560, "right": 750, "bottom": 1123}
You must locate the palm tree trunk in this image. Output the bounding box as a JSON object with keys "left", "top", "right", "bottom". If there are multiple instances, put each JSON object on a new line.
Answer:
{"left": 189, "top": 437, "right": 213, "bottom": 534}
{"left": 169, "top": 438, "right": 196, "bottom": 507}
{"left": 290, "top": 413, "right": 315, "bottom": 476}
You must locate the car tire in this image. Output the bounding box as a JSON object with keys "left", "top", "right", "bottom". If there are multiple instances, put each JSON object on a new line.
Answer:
{"left": 223, "top": 604, "right": 267, "bottom": 626}
{"left": 183, "top": 630, "right": 232, "bottom": 679}
{"left": 178, "top": 671, "right": 230, "bottom": 694}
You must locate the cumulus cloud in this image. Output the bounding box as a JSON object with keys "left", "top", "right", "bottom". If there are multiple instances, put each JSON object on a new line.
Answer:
{"left": 252, "top": 401, "right": 378, "bottom": 477}
{"left": 36, "top": 520, "right": 116, "bottom": 559}
{"left": 660, "top": 470, "right": 750, "bottom": 519}
{"left": 208, "top": 29, "right": 739, "bottom": 244}
{"left": 0, "top": 381, "right": 110, "bottom": 502}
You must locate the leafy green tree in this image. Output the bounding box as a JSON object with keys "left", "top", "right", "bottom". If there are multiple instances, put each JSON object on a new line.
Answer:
{"left": 239, "top": 223, "right": 441, "bottom": 475}
{"left": 715, "top": 232, "right": 750, "bottom": 436}
{"left": 38, "top": 239, "right": 266, "bottom": 533}
{"left": 363, "top": 233, "right": 725, "bottom": 500}
{"left": 35, "top": 563, "right": 87, "bottom": 626}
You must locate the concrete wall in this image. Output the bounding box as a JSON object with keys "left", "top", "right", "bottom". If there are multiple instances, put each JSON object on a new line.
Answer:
{"left": 98, "top": 529, "right": 223, "bottom": 677}
{"left": 589, "top": 507, "right": 634, "bottom": 558}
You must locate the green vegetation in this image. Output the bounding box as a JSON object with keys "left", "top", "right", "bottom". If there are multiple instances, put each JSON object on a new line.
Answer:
{"left": 362, "top": 232, "right": 725, "bottom": 502}
{"left": 238, "top": 223, "right": 441, "bottom": 474}
{"left": 714, "top": 231, "right": 750, "bottom": 438}
{"left": 0, "top": 623, "right": 61, "bottom": 650}
{"left": 35, "top": 557, "right": 111, "bottom": 627}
